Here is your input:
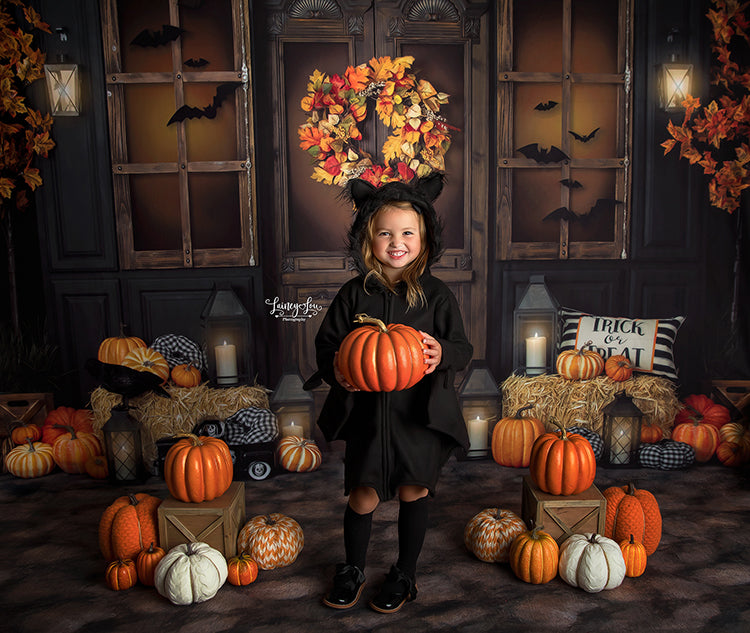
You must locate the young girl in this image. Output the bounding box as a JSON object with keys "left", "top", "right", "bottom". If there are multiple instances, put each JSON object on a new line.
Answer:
{"left": 305, "top": 173, "right": 473, "bottom": 613}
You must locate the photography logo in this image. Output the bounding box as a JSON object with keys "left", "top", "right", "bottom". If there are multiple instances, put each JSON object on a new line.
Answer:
{"left": 266, "top": 296, "right": 323, "bottom": 322}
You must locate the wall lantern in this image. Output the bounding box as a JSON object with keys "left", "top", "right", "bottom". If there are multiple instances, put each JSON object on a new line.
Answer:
{"left": 458, "top": 360, "right": 501, "bottom": 459}
{"left": 601, "top": 392, "right": 643, "bottom": 466}
{"left": 200, "top": 284, "right": 252, "bottom": 387}
{"left": 513, "top": 275, "right": 559, "bottom": 376}
{"left": 659, "top": 28, "right": 693, "bottom": 112}
{"left": 270, "top": 368, "right": 315, "bottom": 439}
{"left": 44, "top": 28, "right": 80, "bottom": 116}
{"left": 102, "top": 403, "right": 145, "bottom": 483}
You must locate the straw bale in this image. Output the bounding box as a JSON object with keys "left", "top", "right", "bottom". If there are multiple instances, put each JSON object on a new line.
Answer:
{"left": 501, "top": 373, "right": 680, "bottom": 437}
{"left": 89, "top": 383, "right": 270, "bottom": 470}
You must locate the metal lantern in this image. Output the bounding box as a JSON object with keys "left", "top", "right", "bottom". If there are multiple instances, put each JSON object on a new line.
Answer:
{"left": 601, "top": 392, "right": 644, "bottom": 466}
{"left": 513, "top": 275, "right": 559, "bottom": 376}
{"left": 458, "top": 360, "right": 501, "bottom": 459}
{"left": 201, "top": 284, "right": 252, "bottom": 387}
{"left": 270, "top": 368, "right": 315, "bottom": 439}
{"left": 102, "top": 404, "right": 145, "bottom": 483}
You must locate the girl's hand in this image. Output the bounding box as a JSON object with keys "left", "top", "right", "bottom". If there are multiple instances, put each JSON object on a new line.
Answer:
{"left": 420, "top": 331, "right": 442, "bottom": 374}
{"left": 333, "top": 352, "right": 359, "bottom": 391}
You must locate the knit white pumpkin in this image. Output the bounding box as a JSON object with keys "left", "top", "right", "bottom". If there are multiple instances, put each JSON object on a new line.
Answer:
{"left": 558, "top": 532, "right": 626, "bottom": 593}
{"left": 154, "top": 542, "right": 228, "bottom": 605}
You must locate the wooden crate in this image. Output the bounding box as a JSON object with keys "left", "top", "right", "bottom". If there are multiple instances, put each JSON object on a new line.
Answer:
{"left": 710, "top": 380, "right": 750, "bottom": 417}
{"left": 521, "top": 475, "right": 606, "bottom": 545}
{"left": 0, "top": 393, "right": 54, "bottom": 434}
{"left": 158, "top": 482, "right": 246, "bottom": 558}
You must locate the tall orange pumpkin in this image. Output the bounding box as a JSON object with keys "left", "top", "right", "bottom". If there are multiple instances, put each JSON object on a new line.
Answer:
{"left": 336, "top": 313, "right": 426, "bottom": 392}
{"left": 556, "top": 345, "right": 605, "bottom": 380}
{"left": 529, "top": 421, "right": 597, "bottom": 495}
{"left": 99, "top": 493, "right": 162, "bottom": 561}
{"left": 620, "top": 534, "right": 648, "bottom": 577}
{"left": 603, "top": 482, "right": 662, "bottom": 555}
{"left": 164, "top": 434, "right": 234, "bottom": 503}
{"left": 671, "top": 421, "right": 720, "bottom": 462}
{"left": 491, "top": 405, "right": 546, "bottom": 468}
{"left": 136, "top": 542, "right": 166, "bottom": 586}
{"left": 51, "top": 425, "right": 102, "bottom": 473}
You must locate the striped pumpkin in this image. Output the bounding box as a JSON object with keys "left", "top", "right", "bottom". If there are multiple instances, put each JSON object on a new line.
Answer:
{"left": 105, "top": 558, "right": 138, "bottom": 591}
{"left": 98, "top": 328, "right": 147, "bottom": 365}
{"left": 121, "top": 347, "right": 170, "bottom": 384}
{"left": 237, "top": 513, "right": 304, "bottom": 570}
{"left": 5, "top": 440, "right": 56, "bottom": 478}
{"left": 277, "top": 436, "right": 322, "bottom": 472}
{"left": 556, "top": 345, "right": 605, "bottom": 380}
{"left": 464, "top": 508, "right": 526, "bottom": 563}
{"left": 52, "top": 426, "right": 102, "bottom": 473}
{"left": 719, "top": 421, "right": 750, "bottom": 456}
{"left": 671, "top": 421, "right": 720, "bottom": 462}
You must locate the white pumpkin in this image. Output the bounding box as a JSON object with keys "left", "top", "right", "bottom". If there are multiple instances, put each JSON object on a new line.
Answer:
{"left": 558, "top": 532, "right": 626, "bottom": 593}
{"left": 154, "top": 542, "right": 228, "bottom": 605}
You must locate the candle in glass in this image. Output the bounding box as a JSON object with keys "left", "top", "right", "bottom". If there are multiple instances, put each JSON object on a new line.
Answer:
{"left": 215, "top": 340, "right": 238, "bottom": 384}
{"left": 525, "top": 333, "right": 546, "bottom": 375}
{"left": 467, "top": 416, "right": 488, "bottom": 452}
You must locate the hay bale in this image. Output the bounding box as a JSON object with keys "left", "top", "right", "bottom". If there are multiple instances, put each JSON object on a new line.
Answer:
{"left": 501, "top": 373, "right": 680, "bottom": 437}
{"left": 89, "top": 383, "right": 270, "bottom": 470}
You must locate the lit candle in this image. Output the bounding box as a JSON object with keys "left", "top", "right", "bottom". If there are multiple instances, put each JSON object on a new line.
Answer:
{"left": 610, "top": 423, "right": 629, "bottom": 465}
{"left": 467, "top": 416, "right": 488, "bottom": 453}
{"left": 281, "top": 421, "right": 304, "bottom": 437}
{"left": 215, "top": 340, "right": 238, "bottom": 384}
{"left": 525, "top": 333, "right": 547, "bottom": 375}
{"left": 113, "top": 431, "right": 136, "bottom": 480}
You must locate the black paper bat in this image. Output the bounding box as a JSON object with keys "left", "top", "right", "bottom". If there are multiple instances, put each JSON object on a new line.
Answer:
{"left": 167, "top": 83, "right": 240, "bottom": 125}
{"left": 543, "top": 207, "right": 578, "bottom": 222}
{"left": 560, "top": 178, "right": 583, "bottom": 189}
{"left": 534, "top": 100, "right": 558, "bottom": 111}
{"left": 517, "top": 143, "right": 570, "bottom": 164}
{"left": 130, "top": 25, "right": 185, "bottom": 47}
{"left": 543, "top": 198, "right": 622, "bottom": 224}
{"left": 184, "top": 57, "right": 209, "bottom": 68}
{"left": 569, "top": 127, "right": 600, "bottom": 143}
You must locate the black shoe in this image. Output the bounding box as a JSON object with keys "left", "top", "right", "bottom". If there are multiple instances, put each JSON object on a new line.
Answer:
{"left": 323, "top": 563, "right": 366, "bottom": 609}
{"left": 368, "top": 565, "right": 417, "bottom": 614}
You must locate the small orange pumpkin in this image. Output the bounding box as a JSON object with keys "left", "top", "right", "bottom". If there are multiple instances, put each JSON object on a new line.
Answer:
{"left": 10, "top": 421, "right": 42, "bottom": 445}
{"left": 718, "top": 421, "right": 750, "bottom": 456}
{"left": 716, "top": 441, "right": 749, "bottom": 467}
{"left": 136, "top": 542, "right": 166, "bottom": 586}
{"left": 226, "top": 553, "right": 259, "bottom": 586}
{"left": 508, "top": 525, "right": 560, "bottom": 584}
{"left": 171, "top": 363, "right": 202, "bottom": 388}
{"left": 105, "top": 558, "right": 138, "bottom": 591}
{"left": 640, "top": 421, "right": 664, "bottom": 444}
{"left": 98, "top": 325, "right": 147, "bottom": 365}
{"left": 121, "top": 347, "right": 170, "bottom": 384}
{"left": 277, "top": 436, "right": 323, "bottom": 472}
{"left": 604, "top": 354, "right": 634, "bottom": 382}
{"left": 556, "top": 344, "right": 605, "bottom": 380}
{"left": 620, "top": 534, "right": 648, "bottom": 577}
{"left": 85, "top": 454, "right": 109, "bottom": 479}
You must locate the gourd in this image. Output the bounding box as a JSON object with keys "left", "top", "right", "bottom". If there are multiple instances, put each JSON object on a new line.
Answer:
{"left": 85, "top": 454, "right": 109, "bottom": 479}
{"left": 671, "top": 421, "right": 720, "bottom": 462}
{"left": 226, "top": 553, "right": 259, "bottom": 586}
{"left": 716, "top": 441, "right": 749, "bottom": 467}
{"left": 10, "top": 421, "right": 42, "bottom": 445}
{"left": 463, "top": 508, "right": 526, "bottom": 563}
{"left": 237, "top": 513, "right": 304, "bottom": 570}
{"left": 603, "top": 482, "right": 661, "bottom": 555}
{"left": 5, "top": 440, "right": 56, "bottom": 478}
{"left": 558, "top": 533, "right": 626, "bottom": 592}
{"left": 41, "top": 406, "right": 94, "bottom": 445}
{"left": 529, "top": 421, "right": 597, "bottom": 495}
{"left": 154, "top": 542, "right": 228, "bottom": 605}
{"left": 51, "top": 425, "right": 102, "bottom": 474}
{"left": 336, "top": 313, "right": 426, "bottom": 392}
{"left": 674, "top": 394, "right": 730, "bottom": 429}
{"left": 604, "top": 354, "right": 634, "bottom": 382}
{"left": 136, "top": 542, "right": 166, "bottom": 586}
{"left": 105, "top": 558, "right": 138, "bottom": 591}
{"left": 170, "top": 363, "right": 202, "bottom": 388}
{"left": 98, "top": 325, "right": 147, "bottom": 365}
{"left": 555, "top": 345, "right": 604, "bottom": 380}
{"left": 491, "top": 405, "right": 546, "bottom": 468}
{"left": 620, "top": 534, "right": 647, "bottom": 577}
{"left": 99, "top": 493, "right": 162, "bottom": 561}
{"left": 163, "top": 434, "right": 234, "bottom": 503}
{"left": 640, "top": 421, "right": 664, "bottom": 444}
{"left": 508, "top": 525, "right": 560, "bottom": 584}
{"left": 121, "top": 347, "right": 170, "bottom": 384}
{"left": 277, "top": 436, "right": 323, "bottom": 472}
{"left": 718, "top": 421, "right": 750, "bottom": 457}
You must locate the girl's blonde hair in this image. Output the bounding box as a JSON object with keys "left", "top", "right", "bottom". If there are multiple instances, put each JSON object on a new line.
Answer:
{"left": 361, "top": 201, "right": 428, "bottom": 309}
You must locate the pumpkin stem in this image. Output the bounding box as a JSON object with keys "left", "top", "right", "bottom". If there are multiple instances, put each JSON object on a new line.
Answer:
{"left": 626, "top": 482, "right": 637, "bottom": 496}
{"left": 514, "top": 404, "right": 535, "bottom": 418}
{"left": 683, "top": 403, "right": 704, "bottom": 424}
{"left": 264, "top": 514, "right": 277, "bottom": 526}
{"left": 128, "top": 493, "right": 139, "bottom": 506}
{"left": 25, "top": 437, "right": 37, "bottom": 450}
{"left": 550, "top": 419, "right": 568, "bottom": 439}
{"left": 588, "top": 533, "right": 599, "bottom": 544}
{"left": 629, "top": 534, "right": 636, "bottom": 545}
{"left": 53, "top": 423, "right": 77, "bottom": 439}
{"left": 353, "top": 313, "right": 388, "bottom": 332}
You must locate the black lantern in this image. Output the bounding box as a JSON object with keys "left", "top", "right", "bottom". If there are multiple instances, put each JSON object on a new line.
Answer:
{"left": 102, "top": 404, "right": 145, "bottom": 483}
{"left": 458, "top": 360, "right": 501, "bottom": 459}
{"left": 270, "top": 368, "right": 316, "bottom": 439}
{"left": 513, "top": 275, "right": 559, "bottom": 376}
{"left": 201, "top": 284, "right": 252, "bottom": 386}
{"left": 601, "top": 392, "right": 644, "bottom": 466}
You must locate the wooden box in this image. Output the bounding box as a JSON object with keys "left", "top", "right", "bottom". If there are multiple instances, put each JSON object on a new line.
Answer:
{"left": 0, "top": 393, "right": 54, "bottom": 433}
{"left": 521, "top": 475, "right": 606, "bottom": 545}
{"left": 158, "top": 482, "right": 246, "bottom": 558}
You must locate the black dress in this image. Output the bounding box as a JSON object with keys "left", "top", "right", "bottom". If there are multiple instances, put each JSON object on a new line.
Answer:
{"left": 310, "top": 271, "right": 473, "bottom": 501}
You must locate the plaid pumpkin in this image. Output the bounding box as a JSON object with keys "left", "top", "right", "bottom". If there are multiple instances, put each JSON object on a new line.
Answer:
{"left": 638, "top": 439, "right": 695, "bottom": 470}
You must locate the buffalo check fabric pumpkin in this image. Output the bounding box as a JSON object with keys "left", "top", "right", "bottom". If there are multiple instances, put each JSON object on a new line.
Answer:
{"left": 558, "top": 307, "right": 684, "bottom": 381}
{"left": 223, "top": 408, "right": 279, "bottom": 444}
{"left": 151, "top": 334, "right": 208, "bottom": 372}
{"left": 638, "top": 439, "right": 695, "bottom": 470}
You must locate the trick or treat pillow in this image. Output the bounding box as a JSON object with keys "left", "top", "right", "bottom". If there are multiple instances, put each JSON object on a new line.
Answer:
{"left": 558, "top": 307, "right": 685, "bottom": 380}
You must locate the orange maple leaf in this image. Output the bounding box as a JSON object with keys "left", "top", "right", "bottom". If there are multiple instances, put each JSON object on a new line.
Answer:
{"left": 345, "top": 64, "right": 370, "bottom": 92}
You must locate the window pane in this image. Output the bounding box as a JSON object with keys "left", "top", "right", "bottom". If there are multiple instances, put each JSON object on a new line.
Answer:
{"left": 189, "top": 173, "right": 242, "bottom": 249}
{"left": 184, "top": 83, "right": 239, "bottom": 161}
{"left": 569, "top": 84, "right": 619, "bottom": 158}
{"left": 571, "top": 0, "right": 619, "bottom": 74}
{"left": 512, "top": 169, "right": 563, "bottom": 243}
{"left": 130, "top": 174, "right": 182, "bottom": 250}
{"left": 514, "top": 0, "right": 562, "bottom": 72}
{"left": 514, "top": 83, "right": 563, "bottom": 153}
{"left": 118, "top": 0, "right": 173, "bottom": 73}
{"left": 124, "top": 84, "right": 178, "bottom": 163}
{"left": 568, "top": 168, "right": 617, "bottom": 242}
{"left": 180, "top": 0, "right": 235, "bottom": 72}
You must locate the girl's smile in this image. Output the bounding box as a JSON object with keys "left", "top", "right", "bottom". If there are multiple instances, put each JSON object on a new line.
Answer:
{"left": 372, "top": 206, "right": 422, "bottom": 282}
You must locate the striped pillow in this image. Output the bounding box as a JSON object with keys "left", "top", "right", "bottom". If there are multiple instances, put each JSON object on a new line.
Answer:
{"left": 558, "top": 307, "right": 684, "bottom": 381}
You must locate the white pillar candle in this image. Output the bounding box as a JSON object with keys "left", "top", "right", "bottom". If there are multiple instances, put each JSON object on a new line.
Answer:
{"left": 525, "top": 333, "right": 547, "bottom": 375}
{"left": 281, "top": 421, "right": 304, "bottom": 437}
{"left": 215, "top": 341, "right": 238, "bottom": 383}
{"left": 467, "top": 416, "right": 488, "bottom": 452}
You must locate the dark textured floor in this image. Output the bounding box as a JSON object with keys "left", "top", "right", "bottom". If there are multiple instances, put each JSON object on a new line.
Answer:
{"left": 2, "top": 443, "right": 750, "bottom": 633}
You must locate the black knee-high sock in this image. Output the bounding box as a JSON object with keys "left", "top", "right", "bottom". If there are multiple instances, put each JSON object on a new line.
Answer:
{"left": 396, "top": 496, "right": 430, "bottom": 580}
{"left": 343, "top": 504, "right": 373, "bottom": 571}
